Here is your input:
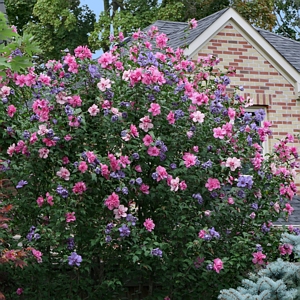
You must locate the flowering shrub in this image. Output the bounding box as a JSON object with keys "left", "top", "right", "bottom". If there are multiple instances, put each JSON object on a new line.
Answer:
{"left": 0, "top": 23, "right": 298, "bottom": 299}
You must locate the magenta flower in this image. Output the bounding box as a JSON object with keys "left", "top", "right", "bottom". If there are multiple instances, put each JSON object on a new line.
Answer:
{"left": 66, "top": 212, "right": 76, "bottom": 223}
{"left": 205, "top": 178, "right": 221, "bottom": 191}
{"left": 16, "top": 288, "right": 23, "bottom": 295}
{"left": 213, "top": 258, "right": 223, "bottom": 273}
{"left": 147, "top": 146, "right": 160, "bottom": 156}
{"left": 182, "top": 152, "right": 197, "bottom": 168}
{"left": 252, "top": 251, "right": 266, "bottom": 265}
{"left": 198, "top": 230, "right": 206, "bottom": 238}
{"left": 104, "top": 192, "right": 120, "bottom": 210}
{"left": 279, "top": 243, "right": 293, "bottom": 255}
{"left": 179, "top": 180, "right": 187, "bottom": 190}
{"left": 140, "top": 183, "right": 150, "bottom": 194}
{"left": 156, "top": 166, "right": 168, "bottom": 181}
{"left": 144, "top": 218, "right": 155, "bottom": 232}
{"left": 32, "top": 249, "right": 43, "bottom": 263}
{"left": 148, "top": 103, "right": 161, "bottom": 116}
{"left": 167, "top": 111, "right": 175, "bottom": 124}
{"left": 36, "top": 196, "right": 44, "bottom": 207}
{"left": 284, "top": 203, "right": 294, "bottom": 215}
{"left": 72, "top": 182, "right": 87, "bottom": 194}
{"left": 7, "top": 104, "right": 17, "bottom": 117}
{"left": 143, "top": 134, "right": 153, "bottom": 146}
{"left": 78, "top": 161, "right": 88, "bottom": 173}
{"left": 213, "top": 127, "right": 226, "bottom": 139}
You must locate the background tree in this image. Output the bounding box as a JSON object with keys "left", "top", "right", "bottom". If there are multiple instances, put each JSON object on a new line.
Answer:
{"left": 5, "top": 0, "right": 96, "bottom": 60}
{"left": 89, "top": 0, "right": 160, "bottom": 52}
{"left": 274, "top": 0, "right": 300, "bottom": 40}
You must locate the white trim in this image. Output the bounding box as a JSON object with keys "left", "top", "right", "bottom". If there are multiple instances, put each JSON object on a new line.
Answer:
{"left": 184, "top": 8, "right": 300, "bottom": 93}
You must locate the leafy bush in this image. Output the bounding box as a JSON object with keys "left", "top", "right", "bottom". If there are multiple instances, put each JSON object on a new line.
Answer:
{"left": 0, "top": 23, "right": 298, "bottom": 299}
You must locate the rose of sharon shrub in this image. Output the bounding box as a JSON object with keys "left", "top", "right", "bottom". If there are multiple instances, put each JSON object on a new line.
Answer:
{"left": 0, "top": 24, "right": 298, "bottom": 299}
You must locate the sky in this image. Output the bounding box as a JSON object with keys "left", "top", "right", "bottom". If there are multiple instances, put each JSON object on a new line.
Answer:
{"left": 80, "top": 0, "right": 103, "bottom": 21}
{"left": 80, "top": 0, "right": 104, "bottom": 57}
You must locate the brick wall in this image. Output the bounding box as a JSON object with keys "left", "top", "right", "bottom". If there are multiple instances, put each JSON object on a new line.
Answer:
{"left": 191, "top": 23, "right": 300, "bottom": 185}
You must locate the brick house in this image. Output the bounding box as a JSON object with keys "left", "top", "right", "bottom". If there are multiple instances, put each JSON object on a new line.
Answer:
{"left": 148, "top": 8, "right": 300, "bottom": 225}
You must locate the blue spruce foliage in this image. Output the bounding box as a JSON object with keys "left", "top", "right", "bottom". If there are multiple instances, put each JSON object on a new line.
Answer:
{"left": 218, "top": 233, "right": 300, "bottom": 300}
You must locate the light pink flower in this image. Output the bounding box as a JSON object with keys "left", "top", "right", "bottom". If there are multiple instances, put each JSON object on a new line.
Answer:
{"left": 148, "top": 103, "right": 161, "bottom": 116}
{"left": 139, "top": 115, "right": 153, "bottom": 132}
{"left": 170, "top": 177, "right": 180, "bottom": 191}
{"left": 189, "top": 18, "right": 197, "bottom": 29}
{"left": 66, "top": 212, "right": 76, "bottom": 223}
{"left": 273, "top": 202, "right": 280, "bottom": 213}
{"left": 144, "top": 218, "right": 155, "bottom": 232}
{"left": 205, "top": 178, "right": 221, "bottom": 191}
{"left": 191, "top": 111, "right": 205, "bottom": 123}
{"left": 113, "top": 205, "right": 128, "bottom": 219}
{"left": 252, "top": 251, "right": 266, "bottom": 265}
{"left": 56, "top": 167, "right": 70, "bottom": 181}
{"left": 7, "top": 143, "right": 16, "bottom": 157}
{"left": 225, "top": 157, "right": 241, "bottom": 171}
{"left": 38, "top": 148, "right": 50, "bottom": 158}
{"left": 213, "top": 258, "right": 224, "bottom": 273}
{"left": 97, "top": 78, "right": 111, "bottom": 91}
{"left": 249, "top": 212, "right": 256, "bottom": 219}
{"left": 88, "top": 104, "right": 99, "bottom": 116}
{"left": 104, "top": 192, "right": 120, "bottom": 210}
